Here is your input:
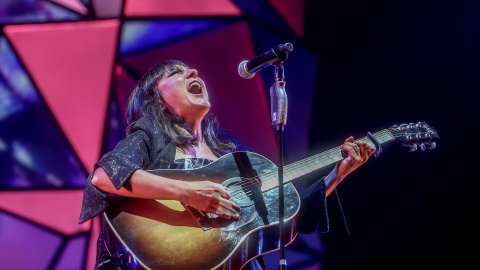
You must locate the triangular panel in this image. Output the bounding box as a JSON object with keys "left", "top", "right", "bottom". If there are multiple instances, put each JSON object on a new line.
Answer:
{"left": 0, "top": 190, "right": 89, "bottom": 235}
{"left": 0, "top": 212, "right": 63, "bottom": 270}
{"left": 4, "top": 20, "right": 120, "bottom": 172}
{"left": 268, "top": 0, "right": 306, "bottom": 37}
{"left": 123, "top": 21, "right": 278, "bottom": 162}
{"left": 49, "top": 0, "right": 89, "bottom": 15}
{"left": 92, "top": 0, "right": 124, "bottom": 18}
{"left": 120, "top": 19, "right": 233, "bottom": 56}
{"left": 54, "top": 235, "right": 87, "bottom": 270}
{"left": 124, "top": 0, "right": 242, "bottom": 17}
{"left": 232, "top": 0, "right": 296, "bottom": 38}
{"left": 0, "top": 0, "right": 81, "bottom": 25}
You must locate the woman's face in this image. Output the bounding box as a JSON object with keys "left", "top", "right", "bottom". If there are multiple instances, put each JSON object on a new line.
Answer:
{"left": 157, "top": 65, "right": 210, "bottom": 122}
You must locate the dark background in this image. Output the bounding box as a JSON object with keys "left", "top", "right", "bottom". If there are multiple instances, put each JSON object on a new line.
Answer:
{"left": 303, "top": 0, "right": 479, "bottom": 269}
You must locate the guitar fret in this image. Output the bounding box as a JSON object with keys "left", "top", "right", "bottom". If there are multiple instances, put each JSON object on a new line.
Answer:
{"left": 261, "top": 174, "right": 276, "bottom": 190}
{"left": 304, "top": 159, "right": 316, "bottom": 173}
{"left": 285, "top": 170, "right": 296, "bottom": 182}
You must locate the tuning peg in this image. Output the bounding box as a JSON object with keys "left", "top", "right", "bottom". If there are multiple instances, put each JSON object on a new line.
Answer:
{"left": 409, "top": 143, "right": 418, "bottom": 152}
{"left": 428, "top": 142, "right": 437, "bottom": 150}
{"left": 419, "top": 143, "right": 426, "bottom": 151}
{"left": 416, "top": 122, "right": 422, "bottom": 128}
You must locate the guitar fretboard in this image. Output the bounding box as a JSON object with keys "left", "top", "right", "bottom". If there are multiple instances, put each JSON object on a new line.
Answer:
{"left": 259, "top": 129, "right": 395, "bottom": 191}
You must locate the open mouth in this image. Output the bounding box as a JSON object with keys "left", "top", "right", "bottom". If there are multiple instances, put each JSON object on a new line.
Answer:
{"left": 188, "top": 81, "right": 203, "bottom": 94}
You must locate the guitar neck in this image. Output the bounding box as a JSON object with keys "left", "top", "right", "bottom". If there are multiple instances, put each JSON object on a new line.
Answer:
{"left": 260, "top": 129, "right": 395, "bottom": 191}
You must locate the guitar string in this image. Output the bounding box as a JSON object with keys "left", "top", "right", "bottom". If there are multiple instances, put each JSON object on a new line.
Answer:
{"left": 228, "top": 129, "right": 394, "bottom": 198}
{"left": 228, "top": 129, "right": 398, "bottom": 199}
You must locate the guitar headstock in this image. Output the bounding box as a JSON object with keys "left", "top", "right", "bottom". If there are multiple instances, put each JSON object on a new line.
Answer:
{"left": 389, "top": 121, "right": 439, "bottom": 152}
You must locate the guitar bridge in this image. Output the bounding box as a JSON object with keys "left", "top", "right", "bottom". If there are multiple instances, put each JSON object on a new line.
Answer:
{"left": 184, "top": 204, "right": 213, "bottom": 231}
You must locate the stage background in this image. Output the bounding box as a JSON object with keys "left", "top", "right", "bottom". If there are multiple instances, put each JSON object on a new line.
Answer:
{"left": 0, "top": 0, "right": 478, "bottom": 269}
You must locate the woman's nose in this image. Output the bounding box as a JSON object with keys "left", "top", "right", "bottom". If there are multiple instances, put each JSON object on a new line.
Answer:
{"left": 186, "top": 69, "right": 198, "bottom": 78}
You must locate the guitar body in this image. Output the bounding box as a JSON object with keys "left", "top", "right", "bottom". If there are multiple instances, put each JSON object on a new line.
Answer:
{"left": 103, "top": 151, "right": 301, "bottom": 270}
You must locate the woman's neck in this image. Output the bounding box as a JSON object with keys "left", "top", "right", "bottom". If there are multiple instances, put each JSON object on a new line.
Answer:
{"left": 186, "top": 118, "right": 203, "bottom": 142}
{"left": 174, "top": 120, "right": 203, "bottom": 144}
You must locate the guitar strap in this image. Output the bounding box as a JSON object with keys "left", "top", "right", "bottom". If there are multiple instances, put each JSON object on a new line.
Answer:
{"left": 232, "top": 151, "right": 257, "bottom": 178}
{"left": 232, "top": 152, "right": 270, "bottom": 223}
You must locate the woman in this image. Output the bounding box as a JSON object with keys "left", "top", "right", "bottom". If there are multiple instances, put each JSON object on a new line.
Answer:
{"left": 79, "top": 60, "right": 375, "bottom": 269}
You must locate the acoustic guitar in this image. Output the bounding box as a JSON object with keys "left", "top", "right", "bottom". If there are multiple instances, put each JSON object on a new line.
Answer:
{"left": 102, "top": 122, "right": 439, "bottom": 270}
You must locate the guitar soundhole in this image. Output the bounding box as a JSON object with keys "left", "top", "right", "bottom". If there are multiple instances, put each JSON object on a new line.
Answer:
{"left": 223, "top": 177, "right": 256, "bottom": 207}
{"left": 218, "top": 177, "right": 263, "bottom": 231}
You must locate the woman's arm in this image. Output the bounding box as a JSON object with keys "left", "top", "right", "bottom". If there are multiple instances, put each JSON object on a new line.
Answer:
{"left": 91, "top": 167, "right": 241, "bottom": 219}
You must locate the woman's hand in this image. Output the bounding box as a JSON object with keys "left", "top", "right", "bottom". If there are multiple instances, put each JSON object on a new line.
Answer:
{"left": 325, "top": 136, "right": 376, "bottom": 195}
{"left": 337, "top": 136, "right": 376, "bottom": 179}
{"left": 180, "top": 181, "right": 241, "bottom": 219}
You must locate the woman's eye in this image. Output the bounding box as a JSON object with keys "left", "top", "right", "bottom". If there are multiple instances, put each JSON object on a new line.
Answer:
{"left": 168, "top": 70, "right": 182, "bottom": 77}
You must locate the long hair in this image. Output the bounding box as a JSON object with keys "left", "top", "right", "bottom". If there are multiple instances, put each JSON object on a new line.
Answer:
{"left": 125, "top": 60, "right": 236, "bottom": 155}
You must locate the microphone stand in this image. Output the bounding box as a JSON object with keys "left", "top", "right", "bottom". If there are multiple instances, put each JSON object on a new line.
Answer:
{"left": 270, "top": 61, "right": 288, "bottom": 270}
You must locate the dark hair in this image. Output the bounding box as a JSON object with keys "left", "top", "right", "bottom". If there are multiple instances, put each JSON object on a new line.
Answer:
{"left": 125, "top": 60, "right": 236, "bottom": 155}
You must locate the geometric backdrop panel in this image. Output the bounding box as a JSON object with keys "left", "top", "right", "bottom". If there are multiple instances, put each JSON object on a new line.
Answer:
{"left": 0, "top": 190, "right": 89, "bottom": 235}
{"left": 268, "top": 0, "right": 306, "bottom": 37}
{"left": 92, "top": 0, "right": 124, "bottom": 19}
{"left": 54, "top": 235, "right": 88, "bottom": 270}
{"left": 0, "top": 37, "right": 85, "bottom": 189}
{"left": 49, "top": 0, "right": 89, "bottom": 15}
{"left": 4, "top": 19, "right": 120, "bottom": 172}
{"left": 120, "top": 19, "right": 235, "bottom": 56}
{"left": 0, "top": 211, "right": 63, "bottom": 270}
{"left": 232, "top": 0, "right": 295, "bottom": 37}
{"left": 124, "top": 0, "right": 242, "bottom": 17}
{"left": 0, "top": 0, "right": 80, "bottom": 25}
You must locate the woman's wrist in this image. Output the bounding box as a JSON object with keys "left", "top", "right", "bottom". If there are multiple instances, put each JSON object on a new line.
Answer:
{"left": 169, "top": 179, "right": 188, "bottom": 202}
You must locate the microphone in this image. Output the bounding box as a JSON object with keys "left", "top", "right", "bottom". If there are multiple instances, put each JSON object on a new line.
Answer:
{"left": 238, "top": 43, "right": 293, "bottom": 79}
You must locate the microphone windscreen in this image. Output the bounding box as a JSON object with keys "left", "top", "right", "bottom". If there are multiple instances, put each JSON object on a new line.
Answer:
{"left": 238, "top": 60, "right": 255, "bottom": 79}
